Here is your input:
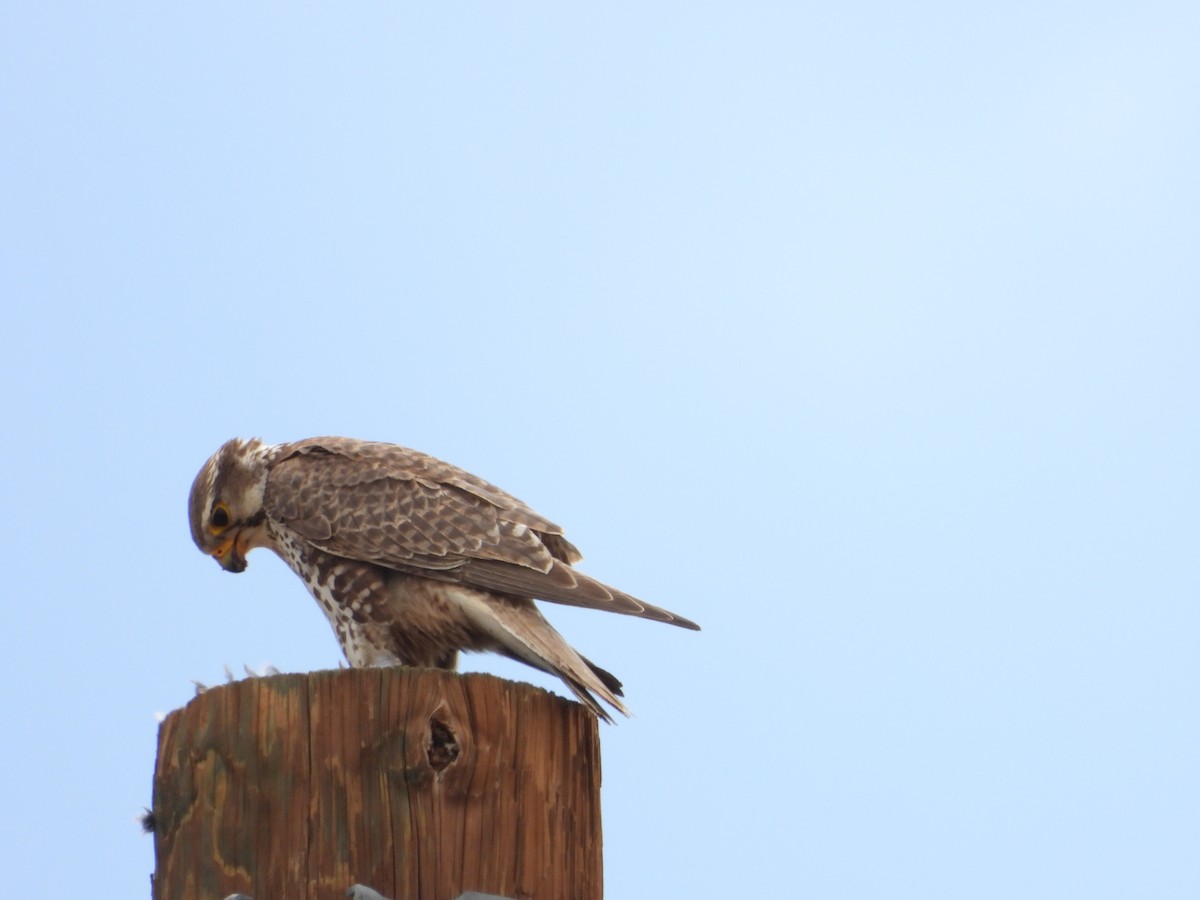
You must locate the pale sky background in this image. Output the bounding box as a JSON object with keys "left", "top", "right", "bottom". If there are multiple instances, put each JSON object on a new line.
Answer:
{"left": 2, "top": 4, "right": 1197, "bottom": 899}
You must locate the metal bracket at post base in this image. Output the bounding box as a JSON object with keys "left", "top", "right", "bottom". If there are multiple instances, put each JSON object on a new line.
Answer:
{"left": 224, "top": 888, "right": 514, "bottom": 900}
{"left": 347, "top": 888, "right": 516, "bottom": 900}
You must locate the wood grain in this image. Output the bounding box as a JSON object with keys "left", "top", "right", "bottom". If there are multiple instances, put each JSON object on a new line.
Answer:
{"left": 151, "top": 668, "right": 603, "bottom": 900}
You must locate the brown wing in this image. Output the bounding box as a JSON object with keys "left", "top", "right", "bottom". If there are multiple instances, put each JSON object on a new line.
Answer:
{"left": 264, "top": 437, "right": 700, "bottom": 630}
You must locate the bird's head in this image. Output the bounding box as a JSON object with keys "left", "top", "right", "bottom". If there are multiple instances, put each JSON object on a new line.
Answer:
{"left": 188, "top": 438, "right": 273, "bottom": 573}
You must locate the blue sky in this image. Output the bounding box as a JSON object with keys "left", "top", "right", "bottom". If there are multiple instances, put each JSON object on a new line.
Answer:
{"left": 2, "top": 4, "right": 1197, "bottom": 898}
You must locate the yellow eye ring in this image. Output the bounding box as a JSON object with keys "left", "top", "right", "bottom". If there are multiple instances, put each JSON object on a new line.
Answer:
{"left": 210, "top": 503, "right": 232, "bottom": 534}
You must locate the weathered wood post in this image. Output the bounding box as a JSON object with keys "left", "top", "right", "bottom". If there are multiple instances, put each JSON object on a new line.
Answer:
{"left": 150, "top": 668, "right": 603, "bottom": 900}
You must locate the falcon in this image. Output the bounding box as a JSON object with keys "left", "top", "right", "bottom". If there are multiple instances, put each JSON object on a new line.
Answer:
{"left": 188, "top": 437, "right": 698, "bottom": 720}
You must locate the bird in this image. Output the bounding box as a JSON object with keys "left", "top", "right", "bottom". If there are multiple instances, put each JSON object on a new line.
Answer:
{"left": 188, "top": 437, "right": 698, "bottom": 720}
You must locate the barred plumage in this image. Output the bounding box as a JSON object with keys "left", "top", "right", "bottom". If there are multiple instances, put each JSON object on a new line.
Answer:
{"left": 188, "top": 436, "right": 698, "bottom": 720}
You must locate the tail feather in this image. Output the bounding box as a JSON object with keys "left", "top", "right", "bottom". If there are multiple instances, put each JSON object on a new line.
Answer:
{"left": 581, "top": 654, "right": 624, "bottom": 697}
{"left": 451, "top": 587, "right": 630, "bottom": 721}
{"left": 462, "top": 558, "right": 701, "bottom": 630}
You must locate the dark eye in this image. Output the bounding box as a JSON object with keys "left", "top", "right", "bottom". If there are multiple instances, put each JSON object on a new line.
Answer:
{"left": 211, "top": 505, "right": 231, "bottom": 531}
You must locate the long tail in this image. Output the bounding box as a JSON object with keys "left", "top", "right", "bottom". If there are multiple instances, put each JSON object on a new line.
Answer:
{"left": 452, "top": 588, "right": 630, "bottom": 722}
{"left": 462, "top": 558, "right": 701, "bottom": 630}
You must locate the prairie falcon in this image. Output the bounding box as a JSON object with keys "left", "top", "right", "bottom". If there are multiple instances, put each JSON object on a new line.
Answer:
{"left": 188, "top": 437, "right": 698, "bottom": 719}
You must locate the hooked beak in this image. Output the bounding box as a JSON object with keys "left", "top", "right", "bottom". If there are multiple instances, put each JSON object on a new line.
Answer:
{"left": 211, "top": 535, "right": 248, "bottom": 573}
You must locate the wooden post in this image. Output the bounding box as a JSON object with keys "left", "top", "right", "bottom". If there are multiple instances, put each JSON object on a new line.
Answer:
{"left": 150, "top": 668, "right": 603, "bottom": 900}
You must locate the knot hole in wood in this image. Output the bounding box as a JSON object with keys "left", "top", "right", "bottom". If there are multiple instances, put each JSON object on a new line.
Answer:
{"left": 426, "top": 715, "right": 460, "bottom": 772}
